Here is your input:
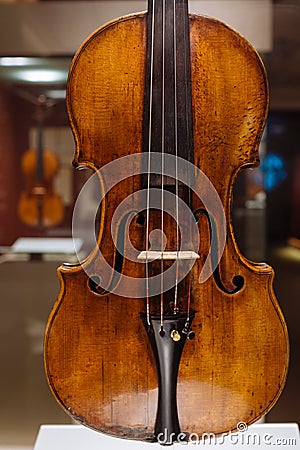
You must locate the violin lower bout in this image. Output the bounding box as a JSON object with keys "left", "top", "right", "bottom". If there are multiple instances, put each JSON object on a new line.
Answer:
{"left": 44, "top": 262, "right": 288, "bottom": 440}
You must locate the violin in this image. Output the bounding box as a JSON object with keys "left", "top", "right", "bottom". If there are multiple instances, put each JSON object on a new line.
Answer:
{"left": 44, "top": 0, "right": 289, "bottom": 443}
{"left": 18, "top": 103, "right": 64, "bottom": 228}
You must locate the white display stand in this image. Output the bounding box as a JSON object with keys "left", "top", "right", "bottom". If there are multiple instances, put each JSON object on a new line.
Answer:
{"left": 11, "top": 238, "right": 82, "bottom": 255}
{"left": 33, "top": 423, "right": 299, "bottom": 449}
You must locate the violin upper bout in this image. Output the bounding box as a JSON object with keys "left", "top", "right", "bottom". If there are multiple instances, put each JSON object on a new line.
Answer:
{"left": 66, "top": 12, "right": 147, "bottom": 170}
{"left": 190, "top": 14, "right": 268, "bottom": 177}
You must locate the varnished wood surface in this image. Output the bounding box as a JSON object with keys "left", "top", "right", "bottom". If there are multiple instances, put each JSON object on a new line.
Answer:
{"left": 44, "top": 13, "right": 289, "bottom": 440}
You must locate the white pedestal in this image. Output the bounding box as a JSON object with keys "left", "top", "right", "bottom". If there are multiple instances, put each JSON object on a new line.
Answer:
{"left": 33, "top": 423, "right": 299, "bottom": 449}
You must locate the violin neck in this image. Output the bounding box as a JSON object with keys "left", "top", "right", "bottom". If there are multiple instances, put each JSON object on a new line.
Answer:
{"left": 36, "top": 117, "right": 44, "bottom": 182}
{"left": 143, "top": 0, "right": 194, "bottom": 177}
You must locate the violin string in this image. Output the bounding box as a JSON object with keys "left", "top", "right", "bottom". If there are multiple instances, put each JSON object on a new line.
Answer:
{"left": 160, "top": 0, "right": 166, "bottom": 332}
{"left": 145, "top": 0, "right": 156, "bottom": 327}
{"left": 185, "top": 0, "right": 192, "bottom": 322}
{"left": 173, "top": 0, "right": 180, "bottom": 313}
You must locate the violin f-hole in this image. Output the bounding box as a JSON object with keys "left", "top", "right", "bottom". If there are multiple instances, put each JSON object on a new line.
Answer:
{"left": 194, "top": 208, "right": 245, "bottom": 294}
{"left": 88, "top": 210, "right": 137, "bottom": 296}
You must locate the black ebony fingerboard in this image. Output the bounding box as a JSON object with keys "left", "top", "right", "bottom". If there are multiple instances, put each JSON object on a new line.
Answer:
{"left": 142, "top": 0, "right": 194, "bottom": 191}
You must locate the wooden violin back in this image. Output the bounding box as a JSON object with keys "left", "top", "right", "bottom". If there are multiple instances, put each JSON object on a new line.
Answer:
{"left": 44, "top": 7, "right": 289, "bottom": 443}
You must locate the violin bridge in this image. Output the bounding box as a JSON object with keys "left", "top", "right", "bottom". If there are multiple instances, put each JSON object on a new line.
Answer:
{"left": 137, "top": 251, "right": 199, "bottom": 261}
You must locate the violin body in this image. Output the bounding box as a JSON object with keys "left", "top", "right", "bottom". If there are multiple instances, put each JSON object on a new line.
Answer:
{"left": 44, "top": 9, "right": 289, "bottom": 442}
{"left": 18, "top": 147, "right": 64, "bottom": 228}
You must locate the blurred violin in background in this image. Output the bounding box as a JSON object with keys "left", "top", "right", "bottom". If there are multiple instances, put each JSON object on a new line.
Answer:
{"left": 18, "top": 96, "right": 64, "bottom": 228}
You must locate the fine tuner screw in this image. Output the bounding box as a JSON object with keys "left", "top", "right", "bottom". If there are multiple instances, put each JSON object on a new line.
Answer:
{"left": 170, "top": 329, "right": 181, "bottom": 342}
{"left": 170, "top": 329, "right": 195, "bottom": 342}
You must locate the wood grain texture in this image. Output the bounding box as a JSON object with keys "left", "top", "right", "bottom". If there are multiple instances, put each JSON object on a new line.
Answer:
{"left": 44, "top": 13, "right": 289, "bottom": 440}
